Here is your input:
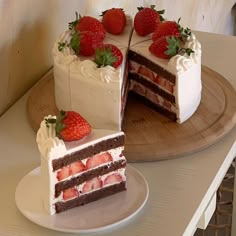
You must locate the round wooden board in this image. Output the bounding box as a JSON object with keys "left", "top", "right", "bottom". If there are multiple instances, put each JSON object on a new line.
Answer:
{"left": 27, "top": 66, "right": 236, "bottom": 162}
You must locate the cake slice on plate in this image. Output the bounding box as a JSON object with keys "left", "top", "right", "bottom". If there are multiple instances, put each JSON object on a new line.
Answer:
{"left": 36, "top": 110, "right": 127, "bottom": 215}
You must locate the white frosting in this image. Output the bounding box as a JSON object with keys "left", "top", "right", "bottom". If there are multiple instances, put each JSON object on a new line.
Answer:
{"left": 130, "top": 31, "right": 202, "bottom": 123}
{"left": 53, "top": 18, "right": 133, "bottom": 131}
{"left": 36, "top": 116, "right": 126, "bottom": 215}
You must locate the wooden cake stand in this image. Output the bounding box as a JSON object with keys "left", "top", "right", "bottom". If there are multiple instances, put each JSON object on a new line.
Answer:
{"left": 27, "top": 66, "right": 236, "bottom": 162}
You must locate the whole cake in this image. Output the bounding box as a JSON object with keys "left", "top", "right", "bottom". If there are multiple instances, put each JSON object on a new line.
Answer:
{"left": 36, "top": 110, "right": 127, "bottom": 215}
{"left": 53, "top": 6, "right": 202, "bottom": 130}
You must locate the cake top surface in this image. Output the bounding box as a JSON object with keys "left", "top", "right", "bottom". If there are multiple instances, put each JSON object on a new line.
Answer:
{"left": 52, "top": 6, "right": 201, "bottom": 76}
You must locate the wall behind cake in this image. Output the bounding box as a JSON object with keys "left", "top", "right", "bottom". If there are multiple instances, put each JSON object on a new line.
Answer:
{"left": 0, "top": 0, "right": 235, "bottom": 116}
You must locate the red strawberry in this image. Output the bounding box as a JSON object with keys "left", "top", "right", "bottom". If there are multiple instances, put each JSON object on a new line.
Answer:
{"left": 134, "top": 6, "right": 164, "bottom": 36}
{"left": 63, "top": 187, "right": 79, "bottom": 200}
{"left": 70, "top": 31, "right": 103, "bottom": 56}
{"left": 138, "top": 65, "right": 155, "bottom": 81}
{"left": 104, "top": 173, "right": 123, "bottom": 185}
{"left": 56, "top": 166, "right": 70, "bottom": 181}
{"left": 45, "top": 110, "right": 91, "bottom": 141}
{"left": 86, "top": 152, "right": 112, "bottom": 169}
{"left": 102, "top": 8, "right": 126, "bottom": 35}
{"left": 82, "top": 177, "right": 103, "bottom": 193}
{"left": 95, "top": 44, "right": 123, "bottom": 68}
{"left": 70, "top": 161, "right": 85, "bottom": 175}
{"left": 75, "top": 16, "right": 106, "bottom": 41}
{"left": 149, "top": 36, "right": 180, "bottom": 59}
{"left": 152, "top": 21, "right": 180, "bottom": 41}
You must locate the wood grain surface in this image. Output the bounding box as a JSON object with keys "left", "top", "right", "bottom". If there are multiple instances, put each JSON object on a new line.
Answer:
{"left": 27, "top": 66, "right": 236, "bottom": 162}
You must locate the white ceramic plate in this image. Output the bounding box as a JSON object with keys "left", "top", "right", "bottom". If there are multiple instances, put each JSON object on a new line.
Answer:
{"left": 15, "top": 165, "right": 149, "bottom": 233}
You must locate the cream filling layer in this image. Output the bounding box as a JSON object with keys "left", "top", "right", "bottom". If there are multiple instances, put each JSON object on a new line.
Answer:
{"left": 53, "top": 147, "right": 125, "bottom": 183}
{"left": 54, "top": 168, "right": 126, "bottom": 204}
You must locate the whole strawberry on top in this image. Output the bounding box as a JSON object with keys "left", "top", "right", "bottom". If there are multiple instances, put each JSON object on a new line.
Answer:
{"left": 152, "top": 18, "right": 191, "bottom": 42}
{"left": 46, "top": 110, "right": 91, "bottom": 141}
{"left": 59, "top": 12, "right": 106, "bottom": 57}
{"left": 134, "top": 5, "right": 165, "bottom": 36}
{"left": 75, "top": 15, "right": 106, "bottom": 41}
{"left": 101, "top": 8, "right": 126, "bottom": 35}
{"left": 68, "top": 12, "right": 106, "bottom": 41}
{"left": 149, "top": 19, "right": 194, "bottom": 59}
{"left": 95, "top": 44, "right": 123, "bottom": 68}
{"left": 70, "top": 31, "right": 103, "bottom": 56}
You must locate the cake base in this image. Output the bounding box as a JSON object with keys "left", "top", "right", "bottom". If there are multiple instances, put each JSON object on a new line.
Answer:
{"left": 27, "top": 66, "right": 236, "bottom": 162}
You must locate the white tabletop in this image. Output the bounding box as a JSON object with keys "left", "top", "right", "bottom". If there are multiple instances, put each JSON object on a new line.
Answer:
{"left": 0, "top": 31, "right": 236, "bottom": 236}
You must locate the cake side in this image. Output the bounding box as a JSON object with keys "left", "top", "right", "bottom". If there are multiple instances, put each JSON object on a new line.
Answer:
{"left": 129, "top": 30, "right": 202, "bottom": 123}
{"left": 52, "top": 15, "right": 133, "bottom": 131}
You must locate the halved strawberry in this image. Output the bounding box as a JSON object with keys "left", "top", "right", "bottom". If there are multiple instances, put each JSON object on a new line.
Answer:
{"left": 95, "top": 44, "right": 123, "bottom": 68}
{"left": 82, "top": 177, "right": 103, "bottom": 193}
{"left": 86, "top": 152, "right": 113, "bottom": 170}
{"left": 104, "top": 173, "right": 123, "bottom": 186}
{"left": 70, "top": 161, "right": 85, "bottom": 175}
{"left": 63, "top": 187, "right": 79, "bottom": 201}
{"left": 102, "top": 8, "right": 126, "bottom": 35}
{"left": 45, "top": 110, "right": 91, "bottom": 141}
{"left": 56, "top": 166, "right": 70, "bottom": 181}
{"left": 134, "top": 6, "right": 164, "bottom": 36}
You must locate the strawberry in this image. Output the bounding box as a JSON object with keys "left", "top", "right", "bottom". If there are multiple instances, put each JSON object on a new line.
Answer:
{"left": 71, "top": 14, "right": 106, "bottom": 41}
{"left": 70, "top": 31, "right": 103, "bottom": 56}
{"left": 95, "top": 44, "right": 123, "bottom": 68}
{"left": 63, "top": 187, "right": 79, "bottom": 201}
{"left": 149, "top": 36, "right": 180, "bottom": 59}
{"left": 134, "top": 5, "right": 165, "bottom": 36}
{"left": 138, "top": 65, "right": 155, "bottom": 81}
{"left": 102, "top": 8, "right": 126, "bottom": 35}
{"left": 45, "top": 110, "right": 91, "bottom": 141}
{"left": 104, "top": 173, "right": 123, "bottom": 186}
{"left": 56, "top": 166, "right": 70, "bottom": 181}
{"left": 152, "top": 21, "right": 180, "bottom": 41}
{"left": 152, "top": 19, "right": 192, "bottom": 42}
{"left": 82, "top": 177, "right": 103, "bottom": 193}
{"left": 70, "top": 161, "right": 85, "bottom": 175}
{"left": 149, "top": 36, "right": 194, "bottom": 59}
{"left": 86, "top": 152, "right": 113, "bottom": 170}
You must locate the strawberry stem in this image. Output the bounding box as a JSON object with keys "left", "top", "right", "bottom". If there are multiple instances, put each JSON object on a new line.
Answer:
{"left": 95, "top": 47, "right": 117, "bottom": 68}
{"left": 165, "top": 36, "right": 194, "bottom": 57}
{"left": 45, "top": 111, "right": 66, "bottom": 139}
{"left": 137, "top": 5, "right": 165, "bottom": 21}
{"left": 68, "top": 12, "right": 80, "bottom": 31}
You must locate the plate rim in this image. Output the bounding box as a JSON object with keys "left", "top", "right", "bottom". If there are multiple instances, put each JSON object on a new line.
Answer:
{"left": 15, "top": 165, "right": 149, "bottom": 233}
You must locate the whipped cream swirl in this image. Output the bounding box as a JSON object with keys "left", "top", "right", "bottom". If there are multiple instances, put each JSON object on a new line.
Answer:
{"left": 36, "top": 115, "right": 66, "bottom": 159}
{"left": 52, "top": 30, "right": 121, "bottom": 83}
{"left": 168, "top": 33, "right": 202, "bottom": 73}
